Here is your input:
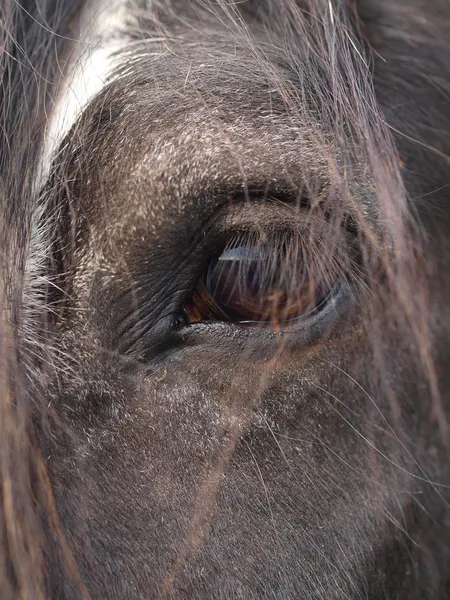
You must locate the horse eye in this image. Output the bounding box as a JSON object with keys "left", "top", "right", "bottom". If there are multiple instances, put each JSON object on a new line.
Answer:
{"left": 180, "top": 241, "right": 337, "bottom": 327}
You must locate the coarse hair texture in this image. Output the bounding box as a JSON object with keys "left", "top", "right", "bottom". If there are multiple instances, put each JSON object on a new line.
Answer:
{"left": 0, "top": 0, "right": 449, "bottom": 598}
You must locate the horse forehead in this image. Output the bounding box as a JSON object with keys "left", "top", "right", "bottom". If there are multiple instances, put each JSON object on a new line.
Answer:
{"left": 41, "top": 1, "right": 382, "bottom": 250}
{"left": 39, "top": 0, "right": 130, "bottom": 184}
{"left": 41, "top": 0, "right": 261, "bottom": 184}
{"left": 66, "top": 103, "right": 374, "bottom": 246}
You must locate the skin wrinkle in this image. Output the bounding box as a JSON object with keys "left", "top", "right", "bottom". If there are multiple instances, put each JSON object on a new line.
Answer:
{"left": 0, "top": 0, "right": 449, "bottom": 599}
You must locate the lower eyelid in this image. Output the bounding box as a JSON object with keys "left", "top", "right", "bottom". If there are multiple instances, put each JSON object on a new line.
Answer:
{"left": 177, "top": 284, "right": 350, "bottom": 349}
{"left": 234, "top": 282, "right": 343, "bottom": 326}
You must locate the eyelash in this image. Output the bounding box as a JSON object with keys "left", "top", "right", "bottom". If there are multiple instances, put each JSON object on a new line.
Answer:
{"left": 116, "top": 200, "right": 362, "bottom": 360}
{"left": 175, "top": 228, "right": 346, "bottom": 331}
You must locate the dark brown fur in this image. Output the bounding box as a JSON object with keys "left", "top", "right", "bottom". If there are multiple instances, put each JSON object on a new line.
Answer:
{"left": 0, "top": 1, "right": 449, "bottom": 598}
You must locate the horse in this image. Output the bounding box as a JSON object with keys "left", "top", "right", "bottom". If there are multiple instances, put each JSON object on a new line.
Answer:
{"left": 0, "top": 0, "right": 449, "bottom": 598}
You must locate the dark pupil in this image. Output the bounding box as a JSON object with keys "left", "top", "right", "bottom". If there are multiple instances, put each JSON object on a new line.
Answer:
{"left": 204, "top": 245, "right": 328, "bottom": 323}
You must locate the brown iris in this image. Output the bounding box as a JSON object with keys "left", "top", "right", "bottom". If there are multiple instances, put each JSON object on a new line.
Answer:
{"left": 183, "top": 242, "right": 335, "bottom": 327}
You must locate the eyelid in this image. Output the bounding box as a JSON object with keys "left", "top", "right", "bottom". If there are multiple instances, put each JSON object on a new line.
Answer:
{"left": 164, "top": 197, "right": 359, "bottom": 337}
{"left": 175, "top": 283, "right": 351, "bottom": 365}
{"left": 180, "top": 220, "right": 347, "bottom": 328}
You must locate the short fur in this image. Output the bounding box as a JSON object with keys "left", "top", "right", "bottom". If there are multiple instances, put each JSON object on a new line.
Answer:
{"left": 0, "top": 1, "right": 449, "bottom": 598}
